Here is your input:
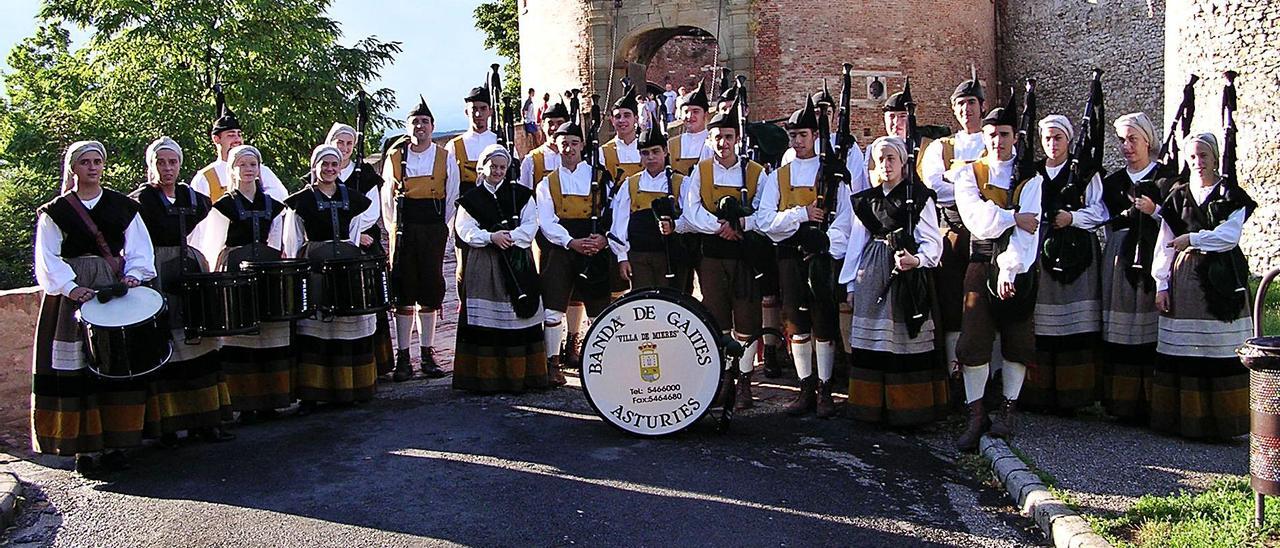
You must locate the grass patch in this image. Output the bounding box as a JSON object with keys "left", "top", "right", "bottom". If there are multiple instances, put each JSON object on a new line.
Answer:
{"left": 956, "top": 452, "right": 992, "bottom": 483}
{"left": 1088, "top": 476, "right": 1280, "bottom": 547}
{"left": 1009, "top": 445, "right": 1058, "bottom": 487}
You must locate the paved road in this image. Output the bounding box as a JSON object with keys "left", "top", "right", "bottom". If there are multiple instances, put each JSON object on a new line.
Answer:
{"left": 2, "top": 374, "right": 1038, "bottom": 547}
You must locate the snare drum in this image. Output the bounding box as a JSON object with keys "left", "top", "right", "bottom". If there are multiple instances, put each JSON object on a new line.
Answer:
{"left": 77, "top": 286, "right": 173, "bottom": 380}
{"left": 241, "top": 259, "right": 312, "bottom": 321}
{"left": 581, "top": 288, "right": 725, "bottom": 436}
{"left": 181, "top": 271, "right": 261, "bottom": 336}
{"left": 319, "top": 255, "right": 391, "bottom": 316}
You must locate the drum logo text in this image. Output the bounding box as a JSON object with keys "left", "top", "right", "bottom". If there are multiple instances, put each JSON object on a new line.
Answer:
{"left": 638, "top": 342, "right": 660, "bottom": 382}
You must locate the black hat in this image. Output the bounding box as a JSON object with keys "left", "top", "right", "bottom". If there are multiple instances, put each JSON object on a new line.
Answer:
{"left": 786, "top": 95, "right": 819, "bottom": 130}
{"left": 210, "top": 86, "right": 241, "bottom": 135}
{"left": 637, "top": 121, "right": 667, "bottom": 150}
{"left": 408, "top": 95, "right": 434, "bottom": 119}
{"left": 981, "top": 91, "right": 1017, "bottom": 128}
{"left": 543, "top": 100, "right": 570, "bottom": 121}
{"left": 812, "top": 80, "right": 835, "bottom": 109}
{"left": 613, "top": 84, "right": 638, "bottom": 114}
{"left": 882, "top": 92, "right": 908, "bottom": 113}
{"left": 553, "top": 121, "right": 584, "bottom": 140}
{"left": 684, "top": 80, "right": 710, "bottom": 110}
{"left": 707, "top": 108, "right": 738, "bottom": 130}
{"left": 951, "top": 65, "right": 985, "bottom": 103}
{"left": 465, "top": 86, "right": 491, "bottom": 105}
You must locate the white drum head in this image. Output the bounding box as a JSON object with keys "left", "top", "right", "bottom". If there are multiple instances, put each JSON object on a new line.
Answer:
{"left": 78, "top": 286, "right": 165, "bottom": 327}
{"left": 581, "top": 290, "right": 724, "bottom": 436}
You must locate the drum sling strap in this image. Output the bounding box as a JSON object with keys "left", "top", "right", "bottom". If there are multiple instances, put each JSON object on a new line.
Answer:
{"left": 313, "top": 183, "right": 351, "bottom": 245}
{"left": 65, "top": 193, "right": 123, "bottom": 278}
{"left": 232, "top": 182, "right": 274, "bottom": 254}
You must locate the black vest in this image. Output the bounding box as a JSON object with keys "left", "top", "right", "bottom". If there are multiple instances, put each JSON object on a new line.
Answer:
{"left": 1161, "top": 181, "right": 1255, "bottom": 321}
{"left": 284, "top": 183, "right": 373, "bottom": 242}
{"left": 129, "top": 184, "right": 211, "bottom": 247}
{"left": 851, "top": 180, "right": 934, "bottom": 245}
{"left": 39, "top": 189, "right": 139, "bottom": 257}
{"left": 213, "top": 188, "right": 286, "bottom": 247}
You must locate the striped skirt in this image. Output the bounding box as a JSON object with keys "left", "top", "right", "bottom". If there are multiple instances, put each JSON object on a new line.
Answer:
{"left": 1151, "top": 251, "right": 1251, "bottom": 439}
{"left": 1100, "top": 228, "right": 1160, "bottom": 420}
{"left": 1026, "top": 234, "right": 1102, "bottom": 411}
{"left": 453, "top": 246, "right": 548, "bottom": 393}
{"left": 216, "top": 244, "right": 295, "bottom": 411}
{"left": 845, "top": 240, "right": 946, "bottom": 426}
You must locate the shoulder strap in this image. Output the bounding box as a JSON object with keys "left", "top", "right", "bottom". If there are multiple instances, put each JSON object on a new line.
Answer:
{"left": 433, "top": 145, "right": 448, "bottom": 181}
{"left": 64, "top": 193, "right": 124, "bottom": 277}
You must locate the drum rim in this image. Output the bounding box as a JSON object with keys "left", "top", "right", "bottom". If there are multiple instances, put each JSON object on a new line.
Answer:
{"left": 580, "top": 287, "right": 725, "bottom": 438}
{"left": 86, "top": 338, "right": 173, "bottom": 380}
{"left": 182, "top": 271, "right": 259, "bottom": 282}
{"left": 76, "top": 286, "right": 168, "bottom": 328}
{"left": 241, "top": 258, "right": 311, "bottom": 269}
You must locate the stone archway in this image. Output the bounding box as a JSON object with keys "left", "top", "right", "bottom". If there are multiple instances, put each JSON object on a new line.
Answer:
{"left": 617, "top": 25, "right": 719, "bottom": 92}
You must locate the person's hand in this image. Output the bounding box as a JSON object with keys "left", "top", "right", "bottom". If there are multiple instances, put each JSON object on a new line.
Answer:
{"left": 359, "top": 234, "right": 374, "bottom": 247}
{"left": 122, "top": 276, "right": 141, "bottom": 288}
{"left": 1155, "top": 290, "right": 1171, "bottom": 313}
{"left": 1135, "top": 195, "right": 1157, "bottom": 216}
{"left": 805, "top": 200, "right": 826, "bottom": 223}
{"left": 588, "top": 234, "right": 607, "bottom": 251}
{"left": 894, "top": 250, "right": 920, "bottom": 272}
{"left": 998, "top": 280, "right": 1016, "bottom": 300}
{"left": 658, "top": 218, "right": 675, "bottom": 236}
{"left": 490, "top": 230, "right": 514, "bottom": 250}
{"left": 1170, "top": 234, "right": 1192, "bottom": 252}
{"left": 569, "top": 238, "right": 594, "bottom": 255}
{"left": 68, "top": 286, "right": 95, "bottom": 303}
{"left": 1053, "top": 211, "right": 1073, "bottom": 229}
{"left": 1015, "top": 212, "right": 1039, "bottom": 234}
{"left": 619, "top": 261, "right": 632, "bottom": 282}
{"left": 716, "top": 220, "right": 741, "bottom": 241}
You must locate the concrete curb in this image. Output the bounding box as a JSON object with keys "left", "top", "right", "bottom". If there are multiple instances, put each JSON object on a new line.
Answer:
{"left": 978, "top": 436, "right": 1112, "bottom": 548}
{"left": 0, "top": 471, "right": 21, "bottom": 528}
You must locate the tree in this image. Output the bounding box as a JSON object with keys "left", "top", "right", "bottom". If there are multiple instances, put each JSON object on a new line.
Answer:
{"left": 473, "top": 0, "right": 520, "bottom": 104}
{"left": 0, "top": 0, "right": 402, "bottom": 288}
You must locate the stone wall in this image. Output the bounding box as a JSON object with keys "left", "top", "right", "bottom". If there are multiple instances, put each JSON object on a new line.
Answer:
{"left": 1166, "top": 0, "right": 1280, "bottom": 274}
{"left": 0, "top": 288, "right": 40, "bottom": 448}
{"left": 996, "top": 0, "right": 1166, "bottom": 170}
{"left": 645, "top": 34, "right": 718, "bottom": 90}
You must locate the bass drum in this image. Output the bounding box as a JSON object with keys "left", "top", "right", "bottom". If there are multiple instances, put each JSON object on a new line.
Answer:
{"left": 581, "top": 288, "right": 724, "bottom": 436}
{"left": 77, "top": 286, "right": 173, "bottom": 380}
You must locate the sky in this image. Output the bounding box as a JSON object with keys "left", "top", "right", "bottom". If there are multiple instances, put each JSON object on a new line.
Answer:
{"left": 0, "top": 0, "right": 504, "bottom": 132}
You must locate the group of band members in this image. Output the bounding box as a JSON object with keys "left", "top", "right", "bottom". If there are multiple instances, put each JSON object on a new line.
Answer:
{"left": 31, "top": 69, "right": 1256, "bottom": 474}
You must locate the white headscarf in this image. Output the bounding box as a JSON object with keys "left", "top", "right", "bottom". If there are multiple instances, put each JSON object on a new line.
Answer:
{"left": 869, "top": 136, "right": 909, "bottom": 185}
{"left": 1037, "top": 115, "right": 1074, "bottom": 143}
{"left": 1184, "top": 132, "right": 1220, "bottom": 171}
{"left": 145, "top": 136, "right": 184, "bottom": 186}
{"left": 226, "top": 145, "right": 263, "bottom": 186}
{"left": 61, "top": 140, "right": 106, "bottom": 192}
{"left": 325, "top": 123, "right": 357, "bottom": 144}
{"left": 477, "top": 144, "right": 512, "bottom": 184}
{"left": 1113, "top": 112, "right": 1159, "bottom": 156}
{"left": 310, "top": 144, "right": 342, "bottom": 184}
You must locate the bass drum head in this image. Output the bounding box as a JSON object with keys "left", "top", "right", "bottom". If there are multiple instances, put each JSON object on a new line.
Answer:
{"left": 78, "top": 286, "right": 165, "bottom": 328}
{"left": 581, "top": 288, "right": 724, "bottom": 437}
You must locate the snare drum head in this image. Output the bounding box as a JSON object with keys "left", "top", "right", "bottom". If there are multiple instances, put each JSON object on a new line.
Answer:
{"left": 581, "top": 289, "right": 724, "bottom": 436}
{"left": 79, "top": 286, "right": 165, "bottom": 328}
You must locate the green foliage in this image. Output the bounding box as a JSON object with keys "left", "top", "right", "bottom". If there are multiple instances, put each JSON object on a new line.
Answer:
{"left": 0, "top": 0, "right": 401, "bottom": 288}
{"left": 473, "top": 0, "right": 520, "bottom": 103}
{"left": 0, "top": 164, "right": 59, "bottom": 288}
{"left": 1089, "top": 476, "right": 1280, "bottom": 547}
{"left": 1251, "top": 277, "right": 1280, "bottom": 337}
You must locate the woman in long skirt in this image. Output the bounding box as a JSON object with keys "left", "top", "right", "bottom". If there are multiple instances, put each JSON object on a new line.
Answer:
{"left": 207, "top": 145, "right": 295, "bottom": 422}
{"left": 452, "top": 144, "right": 547, "bottom": 392}
{"left": 32, "top": 141, "right": 157, "bottom": 474}
{"left": 1025, "top": 116, "right": 1109, "bottom": 412}
{"left": 128, "top": 137, "right": 234, "bottom": 444}
{"left": 1099, "top": 113, "right": 1176, "bottom": 421}
{"left": 836, "top": 137, "right": 947, "bottom": 427}
{"left": 1151, "top": 132, "right": 1253, "bottom": 440}
{"left": 283, "top": 144, "right": 379, "bottom": 412}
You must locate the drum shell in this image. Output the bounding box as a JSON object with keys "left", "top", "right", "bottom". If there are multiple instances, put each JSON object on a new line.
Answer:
{"left": 242, "top": 259, "right": 313, "bottom": 321}
{"left": 319, "top": 256, "right": 391, "bottom": 317}
{"left": 80, "top": 309, "right": 173, "bottom": 380}
{"left": 181, "top": 271, "right": 261, "bottom": 336}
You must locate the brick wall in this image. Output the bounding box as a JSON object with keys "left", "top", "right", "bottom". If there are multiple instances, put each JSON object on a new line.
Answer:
{"left": 645, "top": 35, "right": 718, "bottom": 90}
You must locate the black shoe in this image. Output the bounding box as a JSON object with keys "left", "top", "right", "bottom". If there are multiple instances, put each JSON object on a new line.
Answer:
{"left": 74, "top": 454, "right": 98, "bottom": 475}
{"left": 420, "top": 347, "right": 448, "bottom": 379}
{"left": 198, "top": 427, "right": 236, "bottom": 443}
{"left": 392, "top": 350, "right": 414, "bottom": 382}
{"left": 259, "top": 409, "right": 280, "bottom": 420}
{"left": 99, "top": 450, "right": 131, "bottom": 471}
{"left": 296, "top": 400, "right": 317, "bottom": 416}
{"left": 762, "top": 345, "right": 783, "bottom": 379}
{"left": 238, "top": 410, "right": 259, "bottom": 425}
{"left": 159, "top": 433, "right": 181, "bottom": 449}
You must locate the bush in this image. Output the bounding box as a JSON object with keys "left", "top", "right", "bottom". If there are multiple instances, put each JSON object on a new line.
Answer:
{"left": 0, "top": 164, "right": 59, "bottom": 289}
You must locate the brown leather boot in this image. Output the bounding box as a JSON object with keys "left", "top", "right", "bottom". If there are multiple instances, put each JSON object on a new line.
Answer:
{"left": 562, "top": 332, "right": 581, "bottom": 370}
{"left": 989, "top": 399, "right": 1018, "bottom": 439}
{"left": 735, "top": 372, "right": 754, "bottom": 410}
{"left": 954, "top": 399, "right": 990, "bottom": 452}
{"left": 785, "top": 375, "right": 818, "bottom": 416}
{"left": 816, "top": 380, "right": 838, "bottom": 419}
{"left": 392, "top": 349, "right": 413, "bottom": 382}
{"left": 420, "top": 347, "right": 447, "bottom": 378}
{"left": 547, "top": 355, "right": 567, "bottom": 386}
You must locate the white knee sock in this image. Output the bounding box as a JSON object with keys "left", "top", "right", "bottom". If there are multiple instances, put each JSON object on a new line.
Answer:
{"left": 566, "top": 304, "right": 585, "bottom": 338}
{"left": 791, "top": 336, "right": 815, "bottom": 379}
{"left": 944, "top": 331, "right": 961, "bottom": 365}
{"left": 1002, "top": 361, "right": 1027, "bottom": 400}
{"left": 395, "top": 313, "right": 415, "bottom": 350}
{"left": 814, "top": 339, "right": 836, "bottom": 382}
{"left": 962, "top": 363, "right": 991, "bottom": 404}
{"left": 738, "top": 340, "right": 758, "bottom": 374}
{"left": 762, "top": 299, "right": 780, "bottom": 348}
{"left": 838, "top": 304, "right": 853, "bottom": 353}
{"left": 544, "top": 321, "right": 565, "bottom": 360}
{"left": 418, "top": 310, "right": 437, "bottom": 348}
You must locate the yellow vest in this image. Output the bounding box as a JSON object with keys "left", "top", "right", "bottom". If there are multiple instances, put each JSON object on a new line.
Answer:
{"left": 529, "top": 146, "right": 553, "bottom": 186}
{"left": 547, "top": 169, "right": 596, "bottom": 220}
{"left": 603, "top": 139, "right": 643, "bottom": 186}
{"left": 384, "top": 145, "right": 449, "bottom": 199}
{"left": 448, "top": 137, "right": 477, "bottom": 184}
{"left": 775, "top": 163, "right": 818, "bottom": 210}
{"left": 971, "top": 159, "right": 1028, "bottom": 209}
{"left": 697, "top": 159, "right": 764, "bottom": 215}
{"left": 668, "top": 134, "right": 703, "bottom": 175}
{"left": 201, "top": 167, "right": 224, "bottom": 202}
{"left": 627, "top": 172, "right": 684, "bottom": 214}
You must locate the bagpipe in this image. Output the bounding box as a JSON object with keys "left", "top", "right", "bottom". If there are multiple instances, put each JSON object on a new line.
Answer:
{"left": 1041, "top": 69, "right": 1105, "bottom": 285}
{"left": 714, "top": 75, "right": 772, "bottom": 281}
{"left": 985, "top": 80, "right": 1039, "bottom": 319}
{"left": 647, "top": 88, "right": 682, "bottom": 281}
{"left": 571, "top": 90, "right": 615, "bottom": 285}
{"left": 877, "top": 77, "right": 932, "bottom": 338}
{"left": 481, "top": 64, "right": 540, "bottom": 318}
{"left": 797, "top": 67, "right": 854, "bottom": 313}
